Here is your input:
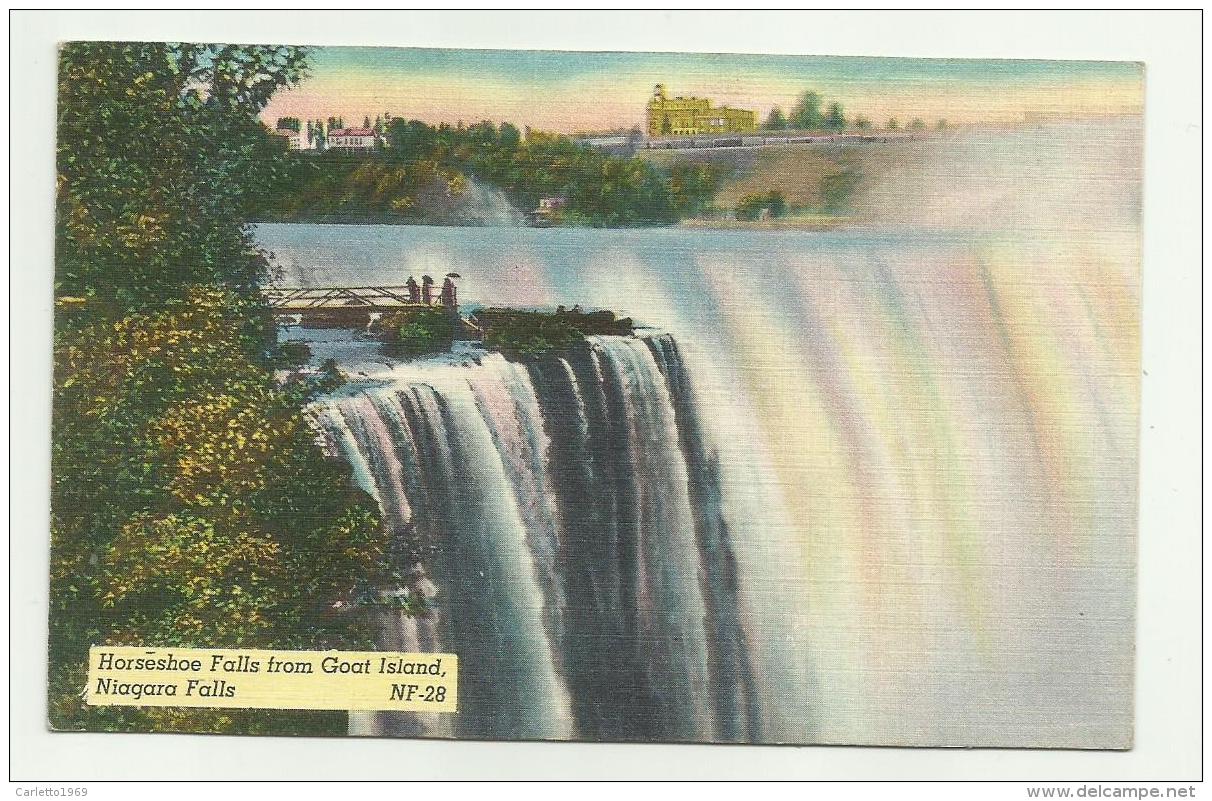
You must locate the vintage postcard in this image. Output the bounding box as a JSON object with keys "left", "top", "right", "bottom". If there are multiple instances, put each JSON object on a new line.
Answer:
{"left": 50, "top": 42, "right": 1142, "bottom": 747}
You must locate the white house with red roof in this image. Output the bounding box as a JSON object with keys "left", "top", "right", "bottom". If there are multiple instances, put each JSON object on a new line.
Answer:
{"left": 326, "top": 127, "right": 379, "bottom": 151}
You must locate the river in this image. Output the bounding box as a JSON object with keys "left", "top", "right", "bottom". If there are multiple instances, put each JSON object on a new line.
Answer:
{"left": 253, "top": 121, "right": 1141, "bottom": 747}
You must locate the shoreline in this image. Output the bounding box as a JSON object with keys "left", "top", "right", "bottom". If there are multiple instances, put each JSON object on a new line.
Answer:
{"left": 254, "top": 216, "right": 854, "bottom": 232}
{"left": 677, "top": 215, "right": 853, "bottom": 231}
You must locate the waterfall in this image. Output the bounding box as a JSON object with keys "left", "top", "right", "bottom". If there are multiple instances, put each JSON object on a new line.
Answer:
{"left": 318, "top": 333, "right": 775, "bottom": 742}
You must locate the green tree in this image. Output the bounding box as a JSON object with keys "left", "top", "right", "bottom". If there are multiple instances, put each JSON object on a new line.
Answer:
{"left": 275, "top": 116, "right": 301, "bottom": 132}
{"left": 823, "top": 102, "right": 846, "bottom": 132}
{"left": 668, "top": 161, "right": 724, "bottom": 217}
{"left": 386, "top": 118, "right": 438, "bottom": 159}
{"left": 936, "top": 118, "right": 948, "bottom": 130}
{"left": 56, "top": 43, "right": 310, "bottom": 310}
{"left": 52, "top": 42, "right": 390, "bottom": 735}
{"left": 499, "top": 122, "right": 521, "bottom": 149}
{"left": 763, "top": 106, "right": 788, "bottom": 130}
{"left": 852, "top": 115, "right": 873, "bottom": 131}
{"left": 909, "top": 118, "right": 927, "bottom": 131}
{"left": 887, "top": 117, "right": 901, "bottom": 131}
{"left": 790, "top": 91, "right": 823, "bottom": 130}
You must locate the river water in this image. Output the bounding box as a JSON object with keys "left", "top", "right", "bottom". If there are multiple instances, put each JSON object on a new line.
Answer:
{"left": 254, "top": 120, "right": 1141, "bottom": 746}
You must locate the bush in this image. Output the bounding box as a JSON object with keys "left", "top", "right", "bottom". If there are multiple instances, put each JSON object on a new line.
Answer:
{"left": 50, "top": 288, "right": 390, "bottom": 735}
{"left": 378, "top": 307, "right": 455, "bottom": 356}
{"left": 819, "top": 168, "right": 862, "bottom": 213}
{"left": 271, "top": 339, "right": 312, "bottom": 368}
{"left": 50, "top": 44, "right": 393, "bottom": 736}
{"left": 736, "top": 191, "right": 788, "bottom": 221}
{"left": 473, "top": 307, "right": 633, "bottom": 357}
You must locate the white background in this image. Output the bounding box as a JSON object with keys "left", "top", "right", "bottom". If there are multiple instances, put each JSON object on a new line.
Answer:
{"left": 7, "top": 8, "right": 1202, "bottom": 784}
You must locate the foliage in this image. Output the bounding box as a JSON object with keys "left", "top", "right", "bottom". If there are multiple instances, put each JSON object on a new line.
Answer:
{"left": 272, "top": 340, "right": 312, "bottom": 368}
{"left": 789, "top": 91, "right": 823, "bottom": 130}
{"left": 51, "top": 290, "right": 390, "bottom": 734}
{"left": 51, "top": 42, "right": 390, "bottom": 735}
{"left": 820, "top": 169, "right": 862, "bottom": 213}
{"left": 763, "top": 106, "right": 788, "bottom": 130}
{"left": 473, "top": 307, "right": 633, "bottom": 357}
{"left": 735, "top": 191, "right": 788, "bottom": 221}
{"left": 56, "top": 43, "right": 308, "bottom": 313}
{"left": 276, "top": 117, "right": 302, "bottom": 132}
{"left": 908, "top": 118, "right": 927, "bottom": 131}
{"left": 377, "top": 307, "right": 455, "bottom": 356}
{"left": 824, "top": 102, "right": 846, "bottom": 132}
{"left": 256, "top": 118, "right": 719, "bottom": 227}
{"left": 668, "top": 161, "right": 726, "bottom": 218}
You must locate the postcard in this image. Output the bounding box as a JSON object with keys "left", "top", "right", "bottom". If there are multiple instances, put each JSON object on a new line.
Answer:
{"left": 49, "top": 42, "right": 1142, "bottom": 747}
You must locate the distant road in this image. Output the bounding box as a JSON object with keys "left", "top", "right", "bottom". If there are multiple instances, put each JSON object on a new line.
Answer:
{"left": 638, "top": 132, "right": 925, "bottom": 151}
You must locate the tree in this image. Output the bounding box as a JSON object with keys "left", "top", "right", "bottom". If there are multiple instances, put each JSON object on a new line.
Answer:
{"left": 887, "top": 118, "right": 901, "bottom": 131}
{"left": 823, "top": 102, "right": 846, "bottom": 132}
{"left": 936, "top": 119, "right": 948, "bottom": 130}
{"left": 763, "top": 106, "right": 788, "bottom": 130}
{"left": 275, "top": 116, "right": 301, "bottom": 132}
{"left": 669, "top": 161, "right": 724, "bottom": 217}
{"left": 498, "top": 122, "right": 521, "bottom": 149}
{"left": 56, "top": 43, "right": 311, "bottom": 309}
{"left": 852, "top": 115, "right": 873, "bottom": 131}
{"left": 790, "top": 91, "right": 823, "bottom": 130}
{"left": 363, "top": 115, "right": 371, "bottom": 129}
{"left": 386, "top": 118, "right": 438, "bottom": 159}
{"left": 52, "top": 42, "right": 390, "bottom": 735}
{"left": 908, "top": 118, "right": 927, "bottom": 131}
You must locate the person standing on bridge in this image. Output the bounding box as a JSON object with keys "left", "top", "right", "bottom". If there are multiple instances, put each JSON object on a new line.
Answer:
{"left": 440, "top": 274, "right": 458, "bottom": 311}
{"left": 421, "top": 275, "right": 435, "bottom": 305}
{"left": 405, "top": 276, "right": 420, "bottom": 304}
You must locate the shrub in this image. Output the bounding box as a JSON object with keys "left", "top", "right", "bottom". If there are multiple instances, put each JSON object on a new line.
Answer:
{"left": 819, "top": 168, "right": 862, "bottom": 213}
{"left": 378, "top": 307, "right": 455, "bottom": 356}
{"left": 736, "top": 191, "right": 788, "bottom": 221}
{"left": 473, "top": 307, "right": 633, "bottom": 357}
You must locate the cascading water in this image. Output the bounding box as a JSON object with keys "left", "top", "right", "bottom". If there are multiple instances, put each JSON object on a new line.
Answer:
{"left": 317, "top": 334, "right": 775, "bottom": 742}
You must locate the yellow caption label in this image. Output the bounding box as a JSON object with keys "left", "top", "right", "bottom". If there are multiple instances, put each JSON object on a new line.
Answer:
{"left": 86, "top": 646, "right": 457, "bottom": 712}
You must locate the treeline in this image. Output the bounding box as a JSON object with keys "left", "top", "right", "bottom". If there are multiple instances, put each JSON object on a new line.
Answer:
{"left": 763, "top": 90, "right": 946, "bottom": 133}
{"left": 257, "top": 118, "right": 722, "bottom": 227}
{"left": 52, "top": 43, "right": 391, "bottom": 735}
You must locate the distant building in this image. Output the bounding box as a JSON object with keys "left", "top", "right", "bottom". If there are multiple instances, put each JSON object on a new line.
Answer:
{"left": 646, "top": 84, "right": 756, "bottom": 137}
{"left": 273, "top": 127, "right": 305, "bottom": 150}
{"left": 528, "top": 196, "right": 567, "bottom": 227}
{"left": 326, "top": 127, "right": 378, "bottom": 151}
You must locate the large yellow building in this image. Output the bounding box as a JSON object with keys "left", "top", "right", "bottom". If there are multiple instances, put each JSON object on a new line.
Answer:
{"left": 645, "top": 84, "right": 757, "bottom": 137}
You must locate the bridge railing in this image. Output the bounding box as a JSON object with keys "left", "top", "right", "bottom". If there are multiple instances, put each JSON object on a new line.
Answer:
{"left": 264, "top": 286, "right": 449, "bottom": 309}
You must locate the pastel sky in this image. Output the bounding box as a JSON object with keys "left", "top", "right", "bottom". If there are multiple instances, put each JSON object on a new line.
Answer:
{"left": 260, "top": 46, "right": 1143, "bottom": 133}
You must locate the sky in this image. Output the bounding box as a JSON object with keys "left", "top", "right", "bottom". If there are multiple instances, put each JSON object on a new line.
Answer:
{"left": 260, "top": 46, "right": 1143, "bottom": 133}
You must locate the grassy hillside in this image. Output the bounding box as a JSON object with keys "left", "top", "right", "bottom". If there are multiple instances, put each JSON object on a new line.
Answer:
{"left": 639, "top": 137, "right": 944, "bottom": 219}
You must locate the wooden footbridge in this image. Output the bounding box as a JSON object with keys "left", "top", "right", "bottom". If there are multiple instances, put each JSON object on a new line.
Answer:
{"left": 265, "top": 277, "right": 460, "bottom": 329}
